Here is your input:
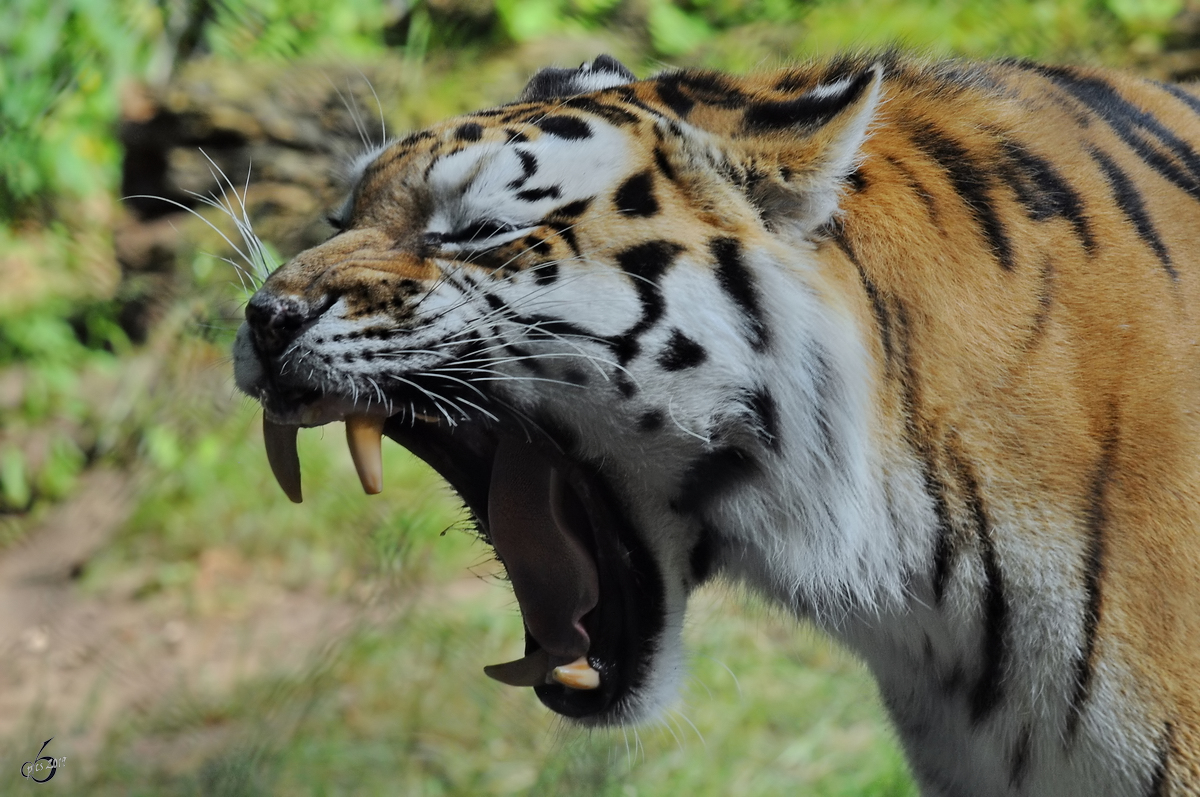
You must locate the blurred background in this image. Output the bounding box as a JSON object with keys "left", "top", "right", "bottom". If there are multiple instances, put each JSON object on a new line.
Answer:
{"left": 1, "top": 1, "right": 1197, "bottom": 794}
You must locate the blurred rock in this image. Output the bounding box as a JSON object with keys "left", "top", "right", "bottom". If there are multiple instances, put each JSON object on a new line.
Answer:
{"left": 116, "top": 58, "right": 412, "bottom": 339}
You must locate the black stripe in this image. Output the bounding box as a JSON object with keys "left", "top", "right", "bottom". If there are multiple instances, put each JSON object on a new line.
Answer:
{"left": 1033, "top": 65, "right": 1200, "bottom": 202}
{"left": 1009, "top": 725, "right": 1033, "bottom": 788}
{"left": 614, "top": 170, "right": 659, "bottom": 217}
{"left": 948, "top": 446, "right": 1008, "bottom": 723}
{"left": 506, "top": 149, "right": 539, "bottom": 190}
{"left": 551, "top": 198, "right": 593, "bottom": 219}
{"left": 1089, "top": 147, "right": 1177, "bottom": 282}
{"left": 998, "top": 138, "right": 1096, "bottom": 254}
{"left": 1147, "top": 722, "right": 1173, "bottom": 797}
{"left": 885, "top": 155, "right": 940, "bottom": 222}
{"left": 1027, "top": 257, "right": 1056, "bottom": 348}
{"left": 612, "top": 240, "right": 687, "bottom": 364}
{"left": 1160, "top": 82, "right": 1200, "bottom": 119}
{"left": 833, "top": 234, "right": 894, "bottom": 374}
{"left": 671, "top": 447, "right": 759, "bottom": 513}
{"left": 710, "top": 237, "right": 768, "bottom": 351}
{"left": 893, "top": 302, "right": 957, "bottom": 603}
{"left": 637, "top": 410, "right": 664, "bottom": 432}
{"left": 811, "top": 348, "right": 840, "bottom": 465}
{"left": 516, "top": 186, "right": 560, "bottom": 202}
{"left": 910, "top": 122, "right": 1015, "bottom": 270}
{"left": 545, "top": 220, "right": 580, "bottom": 256}
{"left": 454, "top": 123, "right": 483, "bottom": 142}
{"left": 654, "top": 79, "right": 694, "bottom": 117}
{"left": 562, "top": 96, "right": 641, "bottom": 126}
{"left": 535, "top": 115, "right": 592, "bottom": 140}
{"left": 502, "top": 342, "right": 545, "bottom": 375}
{"left": 657, "top": 329, "right": 707, "bottom": 370}
{"left": 744, "top": 387, "right": 781, "bottom": 453}
{"left": 1067, "top": 412, "right": 1118, "bottom": 739}
{"left": 690, "top": 524, "right": 718, "bottom": 584}
{"left": 653, "top": 146, "right": 677, "bottom": 182}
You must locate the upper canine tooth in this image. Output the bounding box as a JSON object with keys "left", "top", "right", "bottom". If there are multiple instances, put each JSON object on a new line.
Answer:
{"left": 345, "top": 414, "right": 386, "bottom": 495}
{"left": 550, "top": 657, "right": 600, "bottom": 690}
{"left": 263, "top": 418, "right": 303, "bottom": 503}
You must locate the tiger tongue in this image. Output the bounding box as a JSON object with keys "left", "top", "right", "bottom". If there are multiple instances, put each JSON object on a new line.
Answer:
{"left": 487, "top": 438, "right": 600, "bottom": 665}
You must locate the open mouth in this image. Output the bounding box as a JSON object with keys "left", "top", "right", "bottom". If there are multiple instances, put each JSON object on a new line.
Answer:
{"left": 256, "top": 387, "right": 665, "bottom": 722}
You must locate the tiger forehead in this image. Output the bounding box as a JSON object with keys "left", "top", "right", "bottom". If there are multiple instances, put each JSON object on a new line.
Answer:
{"left": 356, "top": 94, "right": 660, "bottom": 191}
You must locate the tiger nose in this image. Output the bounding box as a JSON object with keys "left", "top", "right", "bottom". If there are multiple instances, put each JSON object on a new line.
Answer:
{"left": 244, "top": 291, "right": 320, "bottom": 358}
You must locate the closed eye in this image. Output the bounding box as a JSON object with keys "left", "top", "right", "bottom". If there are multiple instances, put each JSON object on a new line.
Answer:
{"left": 427, "top": 219, "right": 534, "bottom": 253}
{"left": 446, "top": 219, "right": 516, "bottom": 243}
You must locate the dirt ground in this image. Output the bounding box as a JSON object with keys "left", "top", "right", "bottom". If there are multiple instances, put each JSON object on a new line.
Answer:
{"left": 0, "top": 468, "right": 368, "bottom": 779}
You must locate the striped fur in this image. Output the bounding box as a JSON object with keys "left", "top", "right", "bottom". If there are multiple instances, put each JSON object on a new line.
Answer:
{"left": 234, "top": 54, "right": 1200, "bottom": 795}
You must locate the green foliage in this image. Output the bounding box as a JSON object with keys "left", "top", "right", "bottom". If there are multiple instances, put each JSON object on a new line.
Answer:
{"left": 201, "top": 0, "right": 397, "bottom": 60}
{"left": 0, "top": 0, "right": 159, "bottom": 221}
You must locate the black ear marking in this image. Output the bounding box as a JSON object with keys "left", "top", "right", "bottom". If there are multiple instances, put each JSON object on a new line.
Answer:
{"left": 518, "top": 54, "right": 637, "bottom": 102}
{"left": 743, "top": 67, "right": 879, "bottom": 132}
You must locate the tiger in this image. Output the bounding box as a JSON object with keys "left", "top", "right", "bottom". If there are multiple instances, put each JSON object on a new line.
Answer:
{"left": 231, "top": 51, "right": 1200, "bottom": 795}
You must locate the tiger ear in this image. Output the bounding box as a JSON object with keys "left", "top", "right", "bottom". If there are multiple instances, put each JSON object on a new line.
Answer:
{"left": 518, "top": 55, "right": 636, "bottom": 102}
{"left": 710, "top": 64, "right": 884, "bottom": 234}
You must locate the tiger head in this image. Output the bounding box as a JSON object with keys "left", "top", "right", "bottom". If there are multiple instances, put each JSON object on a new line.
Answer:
{"left": 233, "top": 55, "right": 888, "bottom": 725}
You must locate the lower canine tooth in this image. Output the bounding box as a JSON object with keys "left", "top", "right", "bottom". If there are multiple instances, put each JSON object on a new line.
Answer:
{"left": 551, "top": 657, "right": 600, "bottom": 690}
{"left": 345, "top": 414, "right": 386, "bottom": 494}
{"left": 263, "top": 418, "right": 302, "bottom": 503}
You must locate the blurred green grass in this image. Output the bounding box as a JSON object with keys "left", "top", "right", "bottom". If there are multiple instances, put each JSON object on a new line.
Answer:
{"left": 2, "top": 0, "right": 1192, "bottom": 793}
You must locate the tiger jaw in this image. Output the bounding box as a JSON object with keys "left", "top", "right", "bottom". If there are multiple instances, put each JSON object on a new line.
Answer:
{"left": 234, "top": 318, "right": 668, "bottom": 721}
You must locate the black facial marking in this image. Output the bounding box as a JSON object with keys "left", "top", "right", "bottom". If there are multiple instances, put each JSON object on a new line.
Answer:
{"left": 506, "top": 149, "right": 539, "bottom": 190}
{"left": 671, "top": 447, "right": 759, "bottom": 514}
{"left": 612, "top": 241, "right": 686, "bottom": 364}
{"left": 454, "top": 123, "right": 484, "bottom": 142}
{"left": 657, "top": 329, "right": 707, "bottom": 370}
{"left": 744, "top": 387, "right": 780, "bottom": 453}
{"left": 616, "top": 375, "right": 638, "bottom": 398}
{"left": 563, "top": 366, "right": 588, "bottom": 385}
{"left": 709, "top": 237, "right": 768, "bottom": 350}
{"left": 637, "top": 409, "right": 664, "bottom": 432}
{"left": 553, "top": 198, "right": 593, "bottom": 219}
{"left": 1089, "top": 147, "right": 1177, "bottom": 282}
{"left": 535, "top": 115, "right": 593, "bottom": 140}
{"left": 615, "top": 170, "right": 660, "bottom": 217}
{"left": 910, "top": 122, "right": 1015, "bottom": 270}
{"left": 997, "top": 138, "right": 1096, "bottom": 254}
{"left": 1032, "top": 65, "right": 1200, "bottom": 202}
{"left": 743, "top": 69, "right": 875, "bottom": 132}
{"left": 1068, "top": 411, "right": 1117, "bottom": 739}
{"left": 516, "top": 186, "right": 562, "bottom": 202}
{"left": 531, "top": 260, "right": 558, "bottom": 287}
{"left": 504, "top": 128, "right": 529, "bottom": 143}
